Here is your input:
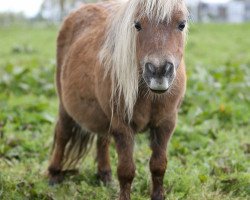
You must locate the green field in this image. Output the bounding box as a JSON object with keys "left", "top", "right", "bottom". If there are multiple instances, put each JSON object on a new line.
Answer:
{"left": 0, "top": 23, "right": 249, "bottom": 199}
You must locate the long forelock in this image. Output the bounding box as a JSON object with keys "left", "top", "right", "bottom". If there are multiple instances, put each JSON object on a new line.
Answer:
{"left": 99, "top": 0, "right": 186, "bottom": 121}
{"left": 139, "top": 0, "right": 184, "bottom": 22}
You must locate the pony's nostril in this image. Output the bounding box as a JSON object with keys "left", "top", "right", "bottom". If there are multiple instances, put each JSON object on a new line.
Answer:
{"left": 165, "top": 62, "right": 174, "bottom": 75}
{"left": 145, "top": 63, "right": 156, "bottom": 75}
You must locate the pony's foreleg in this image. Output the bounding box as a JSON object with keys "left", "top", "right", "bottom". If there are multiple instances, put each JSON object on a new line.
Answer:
{"left": 48, "top": 108, "right": 73, "bottom": 185}
{"left": 112, "top": 130, "right": 135, "bottom": 200}
{"left": 96, "top": 135, "right": 112, "bottom": 185}
{"left": 149, "top": 118, "right": 176, "bottom": 200}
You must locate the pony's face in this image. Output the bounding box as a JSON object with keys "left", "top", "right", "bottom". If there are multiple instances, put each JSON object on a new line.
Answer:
{"left": 136, "top": 13, "right": 187, "bottom": 94}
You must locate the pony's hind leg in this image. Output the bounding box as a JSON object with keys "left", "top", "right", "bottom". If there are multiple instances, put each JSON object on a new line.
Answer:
{"left": 96, "top": 135, "right": 112, "bottom": 185}
{"left": 48, "top": 107, "right": 74, "bottom": 185}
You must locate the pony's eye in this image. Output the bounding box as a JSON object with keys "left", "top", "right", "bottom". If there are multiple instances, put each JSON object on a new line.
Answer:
{"left": 134, "top": 21, "right": 142, "bottom": 31}
{"left": 178, "top": 21, "right": 186, "bottom": 31}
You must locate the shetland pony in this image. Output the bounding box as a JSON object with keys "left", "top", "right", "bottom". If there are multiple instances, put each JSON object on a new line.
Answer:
{"left": 48, "top": 0, "right": 188, "bottom": 199}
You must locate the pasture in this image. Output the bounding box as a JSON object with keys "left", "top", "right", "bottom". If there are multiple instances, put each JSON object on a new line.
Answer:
{"left": 0, "top": 23, "right": 249, "bottom": 199}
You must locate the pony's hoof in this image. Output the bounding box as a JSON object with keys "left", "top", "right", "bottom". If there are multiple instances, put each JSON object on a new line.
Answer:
{"left": 151, "top": 189, "right": 165, "bottom": 200}
{"left": 151, "top": 193, "right": 165, "bottom": 200}
{"left": 48, "top": 174, "right": 64, "bottom": 186}
{"left": 97, "top": 170, "right": 112, "bottom": 185}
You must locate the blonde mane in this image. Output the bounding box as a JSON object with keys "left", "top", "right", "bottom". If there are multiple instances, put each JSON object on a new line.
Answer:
{"left": 100, "top": 0, "right": 187, "bottom": 121}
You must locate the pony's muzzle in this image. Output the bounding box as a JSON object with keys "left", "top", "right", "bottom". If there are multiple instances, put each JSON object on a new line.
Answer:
{"left": 144, "top": 62, "right": 175, "bottom": 93}
{"left": 145, "top": 62, "right": 174, "bottom": 77}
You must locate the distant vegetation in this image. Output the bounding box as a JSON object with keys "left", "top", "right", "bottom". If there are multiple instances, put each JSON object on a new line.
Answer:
{"left": 0, "top": 0, "right": 97, "bottom": 26}
{"left": 0, "top": 13, "right": 27, "bottom": 26}
{"left": 0, "top": 23, "right": 249, "bottom": 199}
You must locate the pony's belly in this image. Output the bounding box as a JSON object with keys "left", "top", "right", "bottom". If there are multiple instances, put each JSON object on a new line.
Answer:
{"left": 79, "top": 118, "right": 109, "bottom": 134}
{"left": 63, "top": 93, "right": 110, "bottom": 134}
{"left": 78, "top": 111, "right": 109, "bottom": 134}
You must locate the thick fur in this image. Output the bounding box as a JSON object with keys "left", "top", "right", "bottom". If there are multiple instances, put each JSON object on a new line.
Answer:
{"left": 48, "top": 1, "right": 188, "bottom": 199}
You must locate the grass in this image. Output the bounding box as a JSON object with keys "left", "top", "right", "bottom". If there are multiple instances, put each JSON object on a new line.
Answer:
{"left": 0, "top": 23, "right": 250, "bottom": 200}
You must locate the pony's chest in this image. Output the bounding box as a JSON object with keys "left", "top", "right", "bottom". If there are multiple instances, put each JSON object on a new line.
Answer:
{"left": 132, "top": 97, "right": 172, "bottom": 133}
{"left": 132, "top": 99, "right": 152, "bottom": 133}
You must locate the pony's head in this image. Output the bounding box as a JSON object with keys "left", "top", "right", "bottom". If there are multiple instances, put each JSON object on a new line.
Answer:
{"left": 100, "top": 0, "right": 188, "bottom": 119}
{"left": 136, "top": 5, "right": 188, "bottom": 93}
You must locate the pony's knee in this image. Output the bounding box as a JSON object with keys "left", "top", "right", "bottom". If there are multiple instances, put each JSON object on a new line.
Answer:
{"left": 150, "top": 156, "right": 167, "bottom": 177}
{"left": 117, "top": 163, "right": 136, "bottom": 185}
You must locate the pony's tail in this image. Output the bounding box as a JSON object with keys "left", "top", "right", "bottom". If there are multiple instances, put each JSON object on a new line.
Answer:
{"left": 61, "top": 125, "right": 95, "bottom": 171}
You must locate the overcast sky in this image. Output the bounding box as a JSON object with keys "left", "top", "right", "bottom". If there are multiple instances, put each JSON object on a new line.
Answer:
{"left": 0, "top": 0, "right": 231, "bottom": 17}
{"left": 0, "top": 0, "right": 43, "bottom": 17}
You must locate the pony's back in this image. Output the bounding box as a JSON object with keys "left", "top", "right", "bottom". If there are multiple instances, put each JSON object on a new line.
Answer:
{"left": 56, "top": 3, "right": 112, "bottom": 97}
